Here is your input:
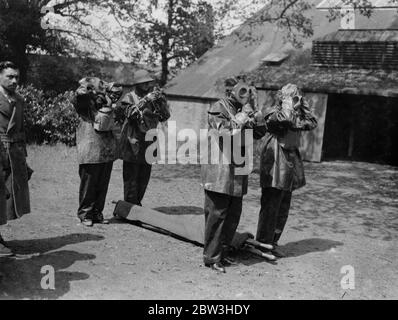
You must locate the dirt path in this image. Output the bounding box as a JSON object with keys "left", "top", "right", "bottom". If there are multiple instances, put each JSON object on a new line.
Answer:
{"left": 0, "top": 145, "right": 397, "bottom": 300}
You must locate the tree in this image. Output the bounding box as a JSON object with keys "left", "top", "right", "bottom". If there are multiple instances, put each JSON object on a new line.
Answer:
{"left": 121, "top": 0, "right": 216, "bottom": 85}
{"left": 1, "top": 0, "right": 396, "bottom": 87}
{"left": 0, "top": 0, "right": 134, "bottom": 82}
{"left": 210, "top": 0, "right": 398, "bottom": 47}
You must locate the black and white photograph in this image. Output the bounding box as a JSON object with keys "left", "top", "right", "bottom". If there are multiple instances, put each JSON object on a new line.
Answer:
{"left": 0, "top": 0, "right": 397, "bottom": 303}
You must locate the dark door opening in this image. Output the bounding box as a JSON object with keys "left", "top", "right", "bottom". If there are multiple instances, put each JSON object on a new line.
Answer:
{"left": 322, "top": 93, "right": 398, "bottom": 166}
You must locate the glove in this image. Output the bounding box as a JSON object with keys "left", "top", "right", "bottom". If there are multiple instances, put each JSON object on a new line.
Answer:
{"left": 234, "top": 112, "right": 250, "bottom": 127}
{"left": 242, "top": 103, "right": 255, "bottom": 116}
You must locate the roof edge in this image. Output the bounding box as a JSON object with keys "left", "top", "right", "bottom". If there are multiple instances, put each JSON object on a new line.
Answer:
{"left": 255, "top": 83, "right": 398, "bottom": 98}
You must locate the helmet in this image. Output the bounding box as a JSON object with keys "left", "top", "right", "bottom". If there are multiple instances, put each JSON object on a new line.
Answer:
{"left": 132, "top": 70, "right": 155, "bottom": 86}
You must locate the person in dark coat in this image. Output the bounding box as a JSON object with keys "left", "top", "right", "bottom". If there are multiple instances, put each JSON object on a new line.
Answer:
{"left": 256, "top": 83, "right": 317, "bottom": 258}
{"left": 0, "top": 61, "right": 32, "bottom": 257}
{"left": 118, "top": 70, "right": 170, "bottom": 206}
{"left": 73, "top": 77, "right": 123, "bottom": 227}
{"left": 201, "top": 77, "right": 262, "bottom": 273}
{"left": 0, "top": 141, "right": 11, "bottom": 256}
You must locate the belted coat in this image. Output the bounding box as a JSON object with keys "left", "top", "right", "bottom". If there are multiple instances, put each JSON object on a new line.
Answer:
{"left": 258, "top": 103, "right": 317, "bottom": 192}
{"left": 0, "top": 143, "right": 7, "bottom": 222}
{"left": 0, "top": 88, "right": 31, "bottom": 224}
{"left": 201, "top": 97, "right": 252, "bottom": 198}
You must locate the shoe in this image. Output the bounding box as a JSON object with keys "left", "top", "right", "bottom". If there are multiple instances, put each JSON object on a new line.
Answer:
{"left": 95, "top": 219, "right": 110, "bottom": 225}
{"left": 93, "top": 214, "right": 110, "bottom": 225}
{"left": 81, "top": 219, "right": 94, "bottom": 227}
{"left": 272, "top": 245, "right": 286, "bottom": 258}
{"left": 222, "top": 257, "right": 238, "bottom": 266}
{"left": 205, "top": 262, "right": 226, "bottom": 273}
{"left": 0, "top": 243, "right": 14, "bottom": 257}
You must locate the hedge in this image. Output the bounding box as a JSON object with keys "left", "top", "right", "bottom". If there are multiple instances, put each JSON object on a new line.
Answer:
{"left": 19, "top": 85, "right": 79, "bottom": 146}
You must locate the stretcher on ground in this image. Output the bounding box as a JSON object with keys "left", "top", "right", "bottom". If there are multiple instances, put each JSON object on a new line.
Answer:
{"left": 112, "top": 201, "right": 276, "bottom": 261}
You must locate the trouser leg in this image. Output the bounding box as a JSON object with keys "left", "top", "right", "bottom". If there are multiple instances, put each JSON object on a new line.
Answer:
{"left": 78, "top": 163, "right": 108, "bottom": 221}
{"left": 221, "top": 195, "right": 243, "bottom": 252}
{"left": 256, "top": 187, "right": 284, "bottom": 244}
{"left": 93, "top": 162, "right": 114, "bottom": 215}
{"left": 203, "top": 190, "right": 243, "bottom": 265}
{"left": 123, "top": 162, "right": 152, "bottom": 206}
{"left": 137, "top": 163, "right": 152, "bottom": 205}
{"left": 273, "top": 191, "right": 292, "bottom": 244}
{"left": 123, "top": 161, "right": 140, "bottom": 205}
{"left": 3, "top": 165, "right": 16, "bottom": 221}
{"left": 0, "top": 166, "right": 7, "bottom": 226}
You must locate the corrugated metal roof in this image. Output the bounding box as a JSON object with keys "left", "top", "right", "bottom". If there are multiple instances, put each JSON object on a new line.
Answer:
{"left": 312, "top": 30, "right": 398, "bottom": 70}
{"left": 165, "top": 0, "right": 398, "bottom": 99}
{"left": 246, "top": 51, "right": 398, "bottom": 97}
{"left": 314, "top": 29, "right": 398, "bottom": 42}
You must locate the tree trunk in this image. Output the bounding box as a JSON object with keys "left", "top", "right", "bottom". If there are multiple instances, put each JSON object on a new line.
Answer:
{"left": 13, "top": 44, "right": 29, "bottom": 84}
{"left": 160, "top": 52, "right": 169, "bottom": 87}
{"left": 159, "top": 0, "right": 174, "bottom": 87}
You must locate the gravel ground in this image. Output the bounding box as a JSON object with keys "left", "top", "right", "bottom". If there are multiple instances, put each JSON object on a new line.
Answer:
{"left": 0, "top": 144, "right": 397, "bottom": 300}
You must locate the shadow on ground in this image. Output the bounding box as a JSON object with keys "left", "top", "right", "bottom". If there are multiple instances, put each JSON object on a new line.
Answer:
{"left": 110, "top": 206, "right": 205, "bottom": 247}
{"left": 0, "top": 233, "right": 104, "bottom": 299}
{"left": 237, "top": 238, "right": 344, "bottom": 267}
{"left": 155, "top": 206, "right": 204, "bottom": 216}
{"left": 280, "top": 238, "right": 344, "bottom": 258}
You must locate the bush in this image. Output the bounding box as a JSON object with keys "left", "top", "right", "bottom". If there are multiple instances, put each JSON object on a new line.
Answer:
{"left": 19, "top": 85, "right": 79, "bottom": 146}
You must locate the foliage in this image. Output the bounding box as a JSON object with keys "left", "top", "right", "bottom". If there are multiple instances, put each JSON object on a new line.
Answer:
{"left": 0, "top": 0, "right": 71, "bottom": 81}
{"left": 0, "top": 0, "right": 129, "bottom": 81}
{"left": 27, "top": 55, "right": 110, "bottom": 94}
{"left": 19, "top": 85, "right": 79, "bottom": 146}
{"left": 27, "top": 58, "right": 79, "bottom": 95}
{"left": 122, "top": 0, "right": 216, "bottom": 85}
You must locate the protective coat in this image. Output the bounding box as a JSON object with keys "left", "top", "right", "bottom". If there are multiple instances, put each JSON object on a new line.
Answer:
{"left": 201, "top": 98, "right": 251, "bottom": 197}
{"left": 74, "top": 78, "right": 118, "bottom": 164}
{"left": 119, "top": 89, "right": 170, "bottom": 164}
{"left": 259, "top": 98, "right": 318, "bottom": 191}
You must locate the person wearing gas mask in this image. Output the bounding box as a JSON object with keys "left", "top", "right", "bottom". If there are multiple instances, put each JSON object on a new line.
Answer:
{"left": 118, "top": 70, "right": 170, "bottom": 207}
{"left": 0, "top": 61, "right": 33, "bottom": 257}
{"left": 73, "top": 77, "right": 123, "bottom": 227}
{"left": 256, "top": 83, "right": 317, "bottom": 258}
{"left": 201, "top": 76, "right": 262, "bottom": 273}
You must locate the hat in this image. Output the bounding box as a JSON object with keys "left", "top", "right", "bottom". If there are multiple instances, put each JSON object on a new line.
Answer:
{"left": 132, "top": 70, "right": 155, "bottom": 86}
{"left": 224, "top": 77, "right": 239, "bottom": 88}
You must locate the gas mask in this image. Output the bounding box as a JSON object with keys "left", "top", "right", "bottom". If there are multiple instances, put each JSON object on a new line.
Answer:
{"left": 278, "top": 84, "right": 304, "bottom": 112}
{"left": 231, "top": 81, "right": 251, "bottom": 106}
